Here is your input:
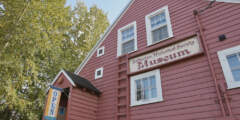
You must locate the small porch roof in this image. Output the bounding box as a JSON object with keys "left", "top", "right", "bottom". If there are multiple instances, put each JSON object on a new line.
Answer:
{"left": 51, "top": 69, "right": 101, "bottom": 95}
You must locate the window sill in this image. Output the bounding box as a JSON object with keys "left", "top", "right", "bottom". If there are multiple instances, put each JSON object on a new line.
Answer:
{"left": 117, "top": 49, "right": 138, "bottom": 58}
{"left": 97, "top": 55, "right": 104, "bottom": 57}
{"left": 94, "top": 76, "right": 103, "bottom": 80}
{"left": 227, "top": 82, "right": 240, "bottom": 89}
{"left": 130, "top": 98, "right": 163, "bottom": 107}
{"left": 147, "top": 36, "right": 174, "bottom": 47}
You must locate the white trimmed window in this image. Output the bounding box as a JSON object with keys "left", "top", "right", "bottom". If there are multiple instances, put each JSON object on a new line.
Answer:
{"left": 218, "top": 45, "right": 240, "bottom": 89}
{"left": 130, "top": 69, "right": 163, "bottom": 106}
{"left": 209, "top": 0, "right": 240, "bottom": 3}
{"left": 117, "top": 21, "right": 137, "bottom": 56}
{"left": 95, "top": 67, "right": 103, "bottom": 79}
{"left": 145, "top": 6, "right": 173, "bottom": 46}
{"left": 97, "top": 46, "right": 105, "bottom": 57}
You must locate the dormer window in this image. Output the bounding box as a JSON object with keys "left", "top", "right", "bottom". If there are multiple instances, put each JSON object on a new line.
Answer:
{"left": 145, "top": 6, "right": 173, "bottom": 46}
{"left": 97, "top": 46, "right": 105, "bottom": 57}
{"left": 117, "top": 21, "right": 137, "bottom": 56}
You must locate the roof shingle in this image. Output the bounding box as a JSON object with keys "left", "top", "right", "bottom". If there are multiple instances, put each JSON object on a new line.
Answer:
{"left": 64, "top": 70, "right": 101, "bottom": 95}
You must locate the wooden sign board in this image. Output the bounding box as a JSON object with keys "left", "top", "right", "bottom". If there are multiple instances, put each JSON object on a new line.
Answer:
{"left": 129, "top": 36, "right": 202, "bottom": 73}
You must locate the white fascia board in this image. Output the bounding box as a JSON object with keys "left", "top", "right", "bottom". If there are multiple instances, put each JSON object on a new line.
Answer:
{"left": 51, "top": 69, "right": 76, "bottom": 87}
{"left": 208, "top": 0, "right": 240, "bottom": 3}
{"left": 74, "top": 0, "right": 135, "bottom": 75}
{"left": 46, "top": 69, "right": 76, "bottom": 93}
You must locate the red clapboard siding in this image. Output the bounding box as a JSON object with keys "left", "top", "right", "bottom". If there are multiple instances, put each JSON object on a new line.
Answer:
{"left": 53, "top": 74, "right": 72, "bottom": 88}
{"left": 68, "top": 88, "right": 98, "bottom": 120}
{"left": 202, "top": 1, "right": 240, "bottom": 119}
{"left": 77, "top": 0, "right": 240, "bottom": 120}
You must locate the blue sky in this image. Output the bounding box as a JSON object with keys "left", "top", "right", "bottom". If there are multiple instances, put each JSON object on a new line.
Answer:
{"left": 66, "top": 0, "right": 131, "bottom": 24}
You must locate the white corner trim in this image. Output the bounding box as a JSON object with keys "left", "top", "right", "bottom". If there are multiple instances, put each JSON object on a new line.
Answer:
{"left": 145, "top": 5, "right": 173, "bottom": 46}
{"left": 74, "top": 0, "right": 135, "bottom": 75}
{"left": 51, "top": 69, "right": 76, "bottom": 87}
{"left": 208, "top": 0, "right": 240, "bottom": 3}
{"left": 117, "top": 21, "right": 138, "bottom": 57}
{"left": 95, "top": 67, "right": 103, "bottom": 79}
{"left": 97, "top": 46, "right": 105, "bottom": 57}
{"left": 217, "top": 45, "right": 240, "bottom": 89}
{"left": 130, "top": 69, "right": 163, "bottom": 106}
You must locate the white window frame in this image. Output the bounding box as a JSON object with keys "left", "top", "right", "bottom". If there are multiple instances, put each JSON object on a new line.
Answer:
{"left": 218, "top": 45, "right": 240, "bottom": 89}
{"left": 117, "top": 21, "right": 137, "bottom": 57}
{"left": 95, "top": 67, "right": 103, "bottom": 79}
{"left": 145, "top": 6, "right": 173, "bottom": 46}
{"left": 130, "top": 69, "right": 163, "bottom": 106}
{"left": 209, "top": 0, "right": 240, "bottom": 3}
{"left": 97, "top": 46, "right": 105, "bottom": 57}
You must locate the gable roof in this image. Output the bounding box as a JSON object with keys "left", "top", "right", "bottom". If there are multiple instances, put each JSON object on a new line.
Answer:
{"left": 52, "top": 69, "right": 101, "bottom": 95}
{"left": 74, "top": 0, "right": 240, "bottom": 75}
{"left": 51, "top": 69, "right": 76, "bottom": 87}
{"left": 74, "top": 0, "right": 135, "bottom": 74}
{"left": 64, "top": 70, "right": 101, "bottom": 95}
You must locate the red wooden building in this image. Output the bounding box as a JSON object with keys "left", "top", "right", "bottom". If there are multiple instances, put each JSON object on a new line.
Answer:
{"left": 44, "top": 0, "right": 240, "bottom": 120}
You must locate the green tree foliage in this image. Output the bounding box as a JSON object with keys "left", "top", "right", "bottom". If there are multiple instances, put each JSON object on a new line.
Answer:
{"left": 0, "top": 0, "right": 109, "bottom": 119}
{"left": 61, "top": 1, "right": 109, "bottom": 71}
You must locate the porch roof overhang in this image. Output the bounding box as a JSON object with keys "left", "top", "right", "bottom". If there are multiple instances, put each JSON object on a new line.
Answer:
{"left": 51, "top": 69, "right": 101, "bottom": 95}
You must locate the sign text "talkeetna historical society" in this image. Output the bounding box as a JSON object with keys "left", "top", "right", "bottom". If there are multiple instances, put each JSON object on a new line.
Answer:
{"left": 129, "top": 37, "right": 202, "bottom": 73}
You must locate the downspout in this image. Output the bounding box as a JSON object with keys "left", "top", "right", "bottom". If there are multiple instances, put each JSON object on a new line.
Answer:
{"left": 220, "top": 82, "right": 234, "bottom": 118}
{"left": 193, "top": 2, "right": 228, "bottom": 118}
{"left": 193, "top": 2, "right": 237, "bottom": 119}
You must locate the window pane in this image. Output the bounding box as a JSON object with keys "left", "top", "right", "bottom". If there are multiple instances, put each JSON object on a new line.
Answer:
{"left": 149, "top": 76, "right": 156, "bottom": 88}
{"left": 98, "top": 49, "right": 103, "bottom": 54}
{"left": 136, "top": 80, "right": 142, "bottom": 101}
{"left": 227, "top": 54, "right": 240, "bottom": 68}
{"left": 97, "top": 70, "right": 101, "bottom": 76}
{"left": 152, "top": 25, "right": 169, "bottom": 43}
{"left": 232, "top": 69, "right": 240, "bottom": 81}
{"left": 134, "top": 72, "right": 160, "bottom": 102}
{"left": 122, "top": 26, "right": 134, "bottom": 42}
{"left": 122, "top": 40, "right": 134, "bottom": 54}
{"left": 149, "top": 76, "right": 157, "bottom": 98}
{"left": 151, "top": 88, "right": 157, "bottom": 98}
{"left": 143, "top": 78, "right": 149, "bottom": 99}
{"left": 136, "top": 80, "right": 141, "bottom": 90}
{"left": 150, "top": 12, "right": 166, "bottom": 29}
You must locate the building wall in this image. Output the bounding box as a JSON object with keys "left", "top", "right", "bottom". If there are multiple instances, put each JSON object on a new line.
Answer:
{"left": 53, "top": 74, "right": 72, "bottom": 89}
{"left": 52, "top": 74, "right": 98, "bottom": 120}
{"left": 201, "top": 1, "right": 240, "bottom": 118}
{"left": 50, "top": 74, "right": 72, "bottom": 120}
{"left": 78, "top": 0, "right": 240, "bottom": 119}
{"left": 68, "top": 88, "right": 98, "bottom": 120}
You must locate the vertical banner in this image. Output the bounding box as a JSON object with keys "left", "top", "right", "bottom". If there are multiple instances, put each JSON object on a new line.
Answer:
{"left": 44, "top": 86, "right": 62, "bottom": 120}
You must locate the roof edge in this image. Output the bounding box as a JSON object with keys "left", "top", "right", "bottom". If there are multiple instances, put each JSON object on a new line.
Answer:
{"left": 51, "top": 69, "right": 76, "bottom": 87}
{"left": 74, "top": 0, "right": 135, "bottom": 74}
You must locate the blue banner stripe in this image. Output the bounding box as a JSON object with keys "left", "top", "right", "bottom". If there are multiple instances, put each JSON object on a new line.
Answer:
{"left": 44, "top": 116, "right": 56, "bottom": 120}
{"left": 50, "top": 85, "right": 63, "bottom": 92}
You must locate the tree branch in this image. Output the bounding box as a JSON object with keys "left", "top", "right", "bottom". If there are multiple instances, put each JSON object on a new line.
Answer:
{"left": 17, "top": 0, "right": 31, "bottom": 23}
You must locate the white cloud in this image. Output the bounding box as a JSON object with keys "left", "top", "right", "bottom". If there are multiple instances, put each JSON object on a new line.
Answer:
{"left": 0, "top": 3, "right": 5, "bottom": 16}
{"left": 0, "top": 3, "right": 4, "bottom": 10}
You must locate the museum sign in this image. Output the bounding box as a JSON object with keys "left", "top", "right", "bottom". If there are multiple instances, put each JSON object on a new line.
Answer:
{"left": 129, "top": 36, "right": 202, "bottom": 73}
